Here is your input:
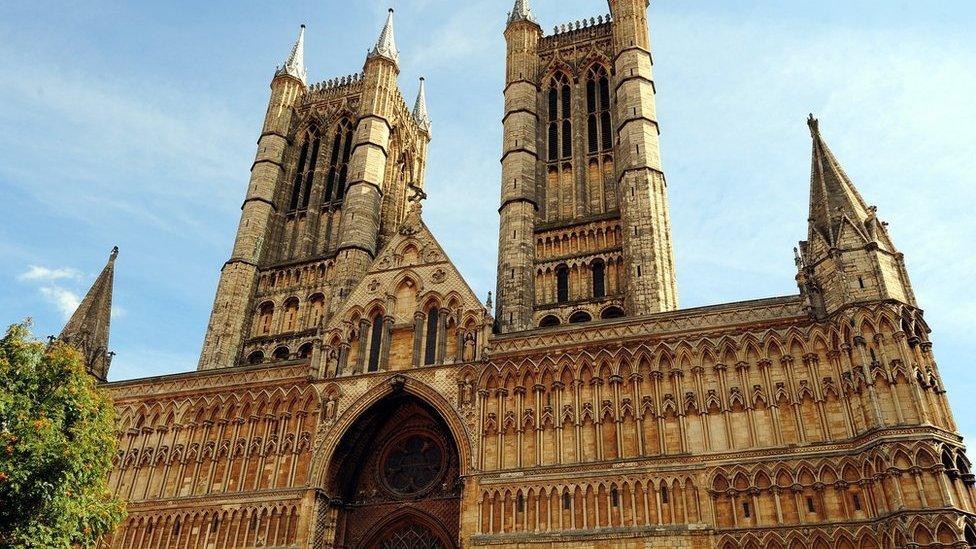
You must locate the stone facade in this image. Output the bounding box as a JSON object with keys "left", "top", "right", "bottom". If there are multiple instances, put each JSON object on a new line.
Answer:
{"left": 90, "top": 3, "right": 976, "bottom": 548}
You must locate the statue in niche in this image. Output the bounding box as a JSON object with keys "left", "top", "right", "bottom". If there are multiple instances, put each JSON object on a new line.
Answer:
{"left": 462, "top": 333, "right": 477, "bottom": 362}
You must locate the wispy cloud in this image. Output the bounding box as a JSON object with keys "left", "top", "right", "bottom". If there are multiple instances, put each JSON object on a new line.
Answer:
{"left": 17, "top": 265, "right": 84, "bottom": 320}
{"left": 17, "top": 265, "right": 81, "bottom": 282}
{"left": 38, "top": 286, "right": 81, "bottom": 320}
{"left": 0, "top": 41, "right": 253, "bottom": 249}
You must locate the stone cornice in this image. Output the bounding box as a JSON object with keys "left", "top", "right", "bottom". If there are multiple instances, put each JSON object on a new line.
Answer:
{"left": 106, "top": 363, "right": 311, "bottom": 401}
{"left": 123, "top": 487, "right": 307, "bottom": 513}
{"left": 489, "top": 295, "right": 807, "bottom": 355}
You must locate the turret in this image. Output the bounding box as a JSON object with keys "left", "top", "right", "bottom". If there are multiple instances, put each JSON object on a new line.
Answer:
{"left": 59, "top": 247, "right": 118, "bottom": 382}
{"left": 412, "top": 77, "right": 433, "bottom": 190}
{"left": 495, "top": 0, "right": 542, "bottom": 333}
{"left": 198, "top": 25, "right": 308, "bottom": 370}
{"left": 796, "top": 116, "right": 916, "bottom": 317}
{"left": 413, "top": 77, "right": 432, "bottom": 135}
{"left": 332, "top": 9, "right": 400, "bottom": 306}
{"left": 608, "top": 0, "right": 678, "bottom": 314}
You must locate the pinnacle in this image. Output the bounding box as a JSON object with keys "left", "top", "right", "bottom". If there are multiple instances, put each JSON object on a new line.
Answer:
{"left": 806, "top": 116, "right": 874, "bottom": 247}
{"left": 276, "top": 24, "right": 308, "bottom": 85}
{"left": 508, "top": 0, "right": 537, "bottom": 25}
{"left": 368, "top": 8, "right": 399, "bottom": 65}
{"left": 413, "top": 77, "right": 432, "bottom": 134}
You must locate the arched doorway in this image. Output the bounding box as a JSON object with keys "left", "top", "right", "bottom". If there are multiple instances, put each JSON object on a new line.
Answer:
{"left": 359, "top": 510, "right": 455, "bottom": 548}
{"left": 324, "top": 392, "right": 461, "bottom": 548}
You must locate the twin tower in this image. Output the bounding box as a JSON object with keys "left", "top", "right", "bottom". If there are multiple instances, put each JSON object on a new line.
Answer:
{"left": 198, "top": 10, "right": 432, "bottom": 370}
{"left": 496, "top": 0, "right": 678, "bottom": 332}
{"left": 196, "top": 0, "right": 681, "bottom": 370}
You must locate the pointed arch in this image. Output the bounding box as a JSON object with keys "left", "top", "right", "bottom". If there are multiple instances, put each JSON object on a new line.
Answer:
{"left": 323, "top": 116, "right": 355, "bottom": 203}
{"left": 584, "top": 62, "right": 613, "bottom": 154}
{"left": 288, "top": 124, "right": 322, "bottom": 211}
{"left": 314, "top": 374, "right": 472, "bottom": 486}
{"left": 545, "top": 70, "right": 572, "bottom": 162}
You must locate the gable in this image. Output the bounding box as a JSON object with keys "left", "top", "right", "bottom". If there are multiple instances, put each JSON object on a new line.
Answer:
{"left": 324, "top": 209, "right": 489, "bottom": 341}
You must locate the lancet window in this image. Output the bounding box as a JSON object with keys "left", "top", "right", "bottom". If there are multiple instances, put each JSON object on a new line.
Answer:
{"left": 586, "top": 66, "right": 612, "bottom": 154}
{"left": 289, "top": 126, "right": 321, "bottom": 211}
{"left": 367, "top": 313, "right": 383, "bottom": 373}
{"left": 324, "top": 118, "right": 355, "bottom": 203}
{"left": 257, "top": 302, "right": 274, "bottom": 336}
{"left": 592, "top": 259, "right": 606, "bottom": 298}
{"left": 547, "top": 73, "right": 572, "bottom": 161}
{"left": 556, "top": 265, "right": 569, "bottom": 303}
{"left": 424, "top": 306, "right": 439, "bottom": 366}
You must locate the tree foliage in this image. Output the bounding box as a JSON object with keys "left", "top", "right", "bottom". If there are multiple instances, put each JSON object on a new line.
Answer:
{"left": 0, "top": 322, "right": 126, "bottom": 548}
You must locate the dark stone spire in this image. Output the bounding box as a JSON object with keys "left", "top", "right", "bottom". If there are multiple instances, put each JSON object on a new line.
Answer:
{"left": 59, "top": 246, "right": 118, "bottom": 382}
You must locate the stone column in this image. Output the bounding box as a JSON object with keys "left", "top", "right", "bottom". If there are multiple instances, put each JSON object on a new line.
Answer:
{"left": 353, "top": 319, "right": 369, "bottom": 374}
{"left": 379, "top": 316, "right": 394, "bottom": 371}
{"left": 435, "top": 308, "right": 449, "bottom": 364}
{"left": 411, "top": 311, "right": 424, "bottom": 368}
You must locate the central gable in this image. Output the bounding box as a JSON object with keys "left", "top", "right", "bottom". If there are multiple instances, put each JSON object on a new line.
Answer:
{"left": 319, "top": 208, "right": 490, "bottom": 376}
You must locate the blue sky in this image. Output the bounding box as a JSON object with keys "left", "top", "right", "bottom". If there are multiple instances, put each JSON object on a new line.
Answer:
{"left": 1, "top": 1, "right": 973, "bottom": 441}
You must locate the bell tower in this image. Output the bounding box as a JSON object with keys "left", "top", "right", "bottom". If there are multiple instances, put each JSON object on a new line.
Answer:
{"left": 198, "top": 15, "right": 431, "bottom": 370}
{"left": 494, "top": 0, "right": 677, "bottom": 333}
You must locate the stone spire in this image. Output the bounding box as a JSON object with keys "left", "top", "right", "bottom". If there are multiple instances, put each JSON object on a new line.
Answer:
{"left": 798, "top": 116, "right": 912, "bottom": 316}
{"left": 806, "top": 114, "right": 879, "bottom": 248}
{"left": 508, "top": 0, "right": 536, "bottom": 25}
{"left": 275, "top": 24, "right": 308, "bottom": 84}
{"left": 59, "top": 246, "right": 118, "bottom": 383}
{"left": 413, "top": 77, "right": 432, "bottom": 134}
{"left": 368, "top": 9, "right": 399, "bottom": 64}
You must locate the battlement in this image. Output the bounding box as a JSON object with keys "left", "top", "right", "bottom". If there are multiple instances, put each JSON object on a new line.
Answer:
{"left": 539, "top": 14, "right": 612, "bottom": 50}
{"left": 303, "top": 72, "right": 366, "bottom": 100}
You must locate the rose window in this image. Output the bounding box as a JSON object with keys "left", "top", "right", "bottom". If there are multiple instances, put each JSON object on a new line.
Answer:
{"left": 381, "top": 433, "right": 445, "bottom": 496}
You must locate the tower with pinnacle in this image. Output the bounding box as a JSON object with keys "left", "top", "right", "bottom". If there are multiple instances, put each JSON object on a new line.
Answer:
{"left": 495, "top": 0, "right": 678, "bottom": 333}
{"left": 796, "top": 116, "right": 916, "bottom": 317}
{"left": 197, "top": 13, "right": 432, "bottom": 370}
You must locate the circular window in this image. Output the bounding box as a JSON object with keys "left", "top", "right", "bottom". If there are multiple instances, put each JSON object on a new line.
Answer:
{"left": 381, "top": 433, "right": 446, "bottom": 496}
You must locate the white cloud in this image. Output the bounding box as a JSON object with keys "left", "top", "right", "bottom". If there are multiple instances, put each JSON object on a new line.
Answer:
{"left": 16, "top": 264, "right": 86, "bottom": 320}
{"left": 38, "top": 286, "right": 81, "bottom": 320}
{"left": 17, "top": 265, "right": 81, "bottom": 282}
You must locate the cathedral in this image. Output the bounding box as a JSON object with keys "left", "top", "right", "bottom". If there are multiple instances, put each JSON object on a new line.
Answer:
{"left": 57, "top": 1, "right": 975, "bottom": 547}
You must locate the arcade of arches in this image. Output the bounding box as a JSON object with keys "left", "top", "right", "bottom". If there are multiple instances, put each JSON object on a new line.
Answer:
{"left": 101, "top": 302, "right": 976, "bottom": 548}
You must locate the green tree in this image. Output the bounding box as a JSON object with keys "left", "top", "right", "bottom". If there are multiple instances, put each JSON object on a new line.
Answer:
{"left": 0, "top": 322, "right": 126, "bottom": 548}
